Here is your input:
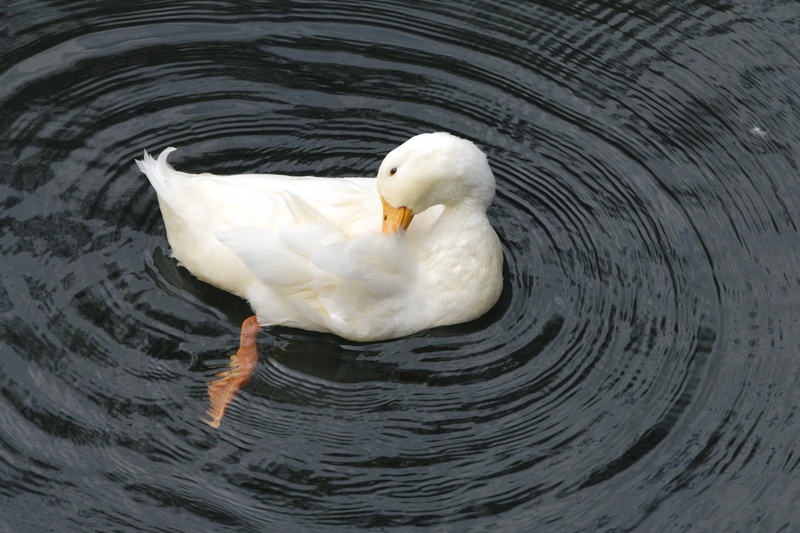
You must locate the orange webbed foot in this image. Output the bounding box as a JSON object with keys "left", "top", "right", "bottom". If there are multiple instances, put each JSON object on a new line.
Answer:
{"left": 204, "top": 316, "right": 260, "bottom": 428}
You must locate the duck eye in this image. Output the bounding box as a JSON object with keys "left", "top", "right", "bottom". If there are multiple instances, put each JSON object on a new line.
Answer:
{"left": 389, "top": 167, "right": 397, "bottom": 176}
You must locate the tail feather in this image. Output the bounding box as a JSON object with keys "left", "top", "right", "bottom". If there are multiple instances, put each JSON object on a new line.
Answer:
{"left": 136, "top": 147, "right": 177, "bottom": 195}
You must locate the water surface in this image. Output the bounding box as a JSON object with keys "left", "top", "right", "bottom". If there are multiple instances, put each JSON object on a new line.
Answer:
{"left": 2, "top": 0, "right": 799, "bottom": 531}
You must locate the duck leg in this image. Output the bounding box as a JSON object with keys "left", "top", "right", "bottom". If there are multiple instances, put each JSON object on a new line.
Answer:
{"left": 204, "top": 315, "right": 260, "bottom": 428}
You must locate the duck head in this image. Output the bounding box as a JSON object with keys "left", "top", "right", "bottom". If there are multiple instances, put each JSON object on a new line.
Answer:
{"left": 377, "top": 132, "right": 495, "bottom": 235}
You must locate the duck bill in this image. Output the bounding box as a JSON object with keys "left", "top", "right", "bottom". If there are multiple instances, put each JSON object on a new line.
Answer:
{"left": 381, "top": 196, "right": 414, "bottom": 235}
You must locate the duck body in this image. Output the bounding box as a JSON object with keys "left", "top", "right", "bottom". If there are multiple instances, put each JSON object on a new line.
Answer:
{"left": 138, "top": 133, "right": 503, "bottom": 342}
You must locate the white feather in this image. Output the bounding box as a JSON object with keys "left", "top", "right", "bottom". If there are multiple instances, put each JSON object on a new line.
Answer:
{"left": 137, "top": 133, "right": 503, "bottom": 341}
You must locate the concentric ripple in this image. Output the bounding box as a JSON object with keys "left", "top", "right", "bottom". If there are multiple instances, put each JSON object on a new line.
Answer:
{"left": 1, "top": 0, "right": 799, "bottom": 531}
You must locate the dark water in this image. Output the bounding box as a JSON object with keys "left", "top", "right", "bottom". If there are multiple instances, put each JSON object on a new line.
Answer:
{"left": 2, "top": 0, "right": 799, "bottom": 531}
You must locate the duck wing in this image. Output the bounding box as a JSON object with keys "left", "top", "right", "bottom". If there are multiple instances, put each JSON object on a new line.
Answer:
{"left": 137, "top": 148, "right": 383, "bottom": 298}
{"left": 217, "top": 226, "right": 416, "bottom": 340}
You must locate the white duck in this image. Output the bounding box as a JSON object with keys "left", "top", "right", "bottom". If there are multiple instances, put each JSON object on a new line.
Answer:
{"left": 137, "top": 132, "right": 503, "bottom": 426}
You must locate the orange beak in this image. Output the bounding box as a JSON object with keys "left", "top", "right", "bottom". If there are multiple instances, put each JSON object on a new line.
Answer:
{"left": 381, "top": 196, "right": 414, "bottom": 235}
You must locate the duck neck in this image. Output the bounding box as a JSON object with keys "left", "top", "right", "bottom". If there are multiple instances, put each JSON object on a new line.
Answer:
{"left": 420, "top": 199, "right": 492, "bottom": 248}
{"left": 439, "top": 198, "right": 489, "bottom": 228}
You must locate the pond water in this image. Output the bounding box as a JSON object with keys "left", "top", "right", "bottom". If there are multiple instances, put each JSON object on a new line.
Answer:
{"left": 2, "top": 0, "right": 799, "bottom": 531}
